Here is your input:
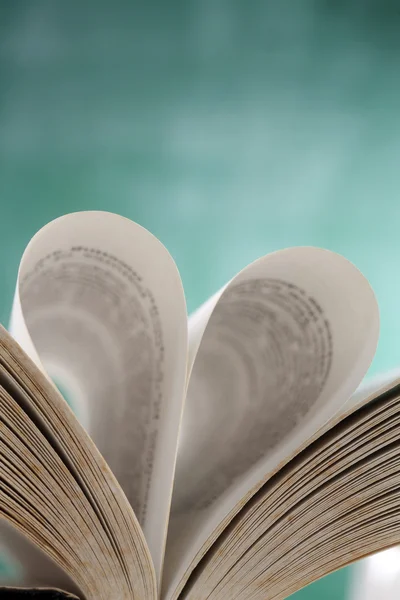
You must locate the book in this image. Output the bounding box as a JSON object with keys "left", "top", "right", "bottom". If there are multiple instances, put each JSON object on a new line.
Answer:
{"left": 0, "top": 210, "right": 398, "bottom": 600}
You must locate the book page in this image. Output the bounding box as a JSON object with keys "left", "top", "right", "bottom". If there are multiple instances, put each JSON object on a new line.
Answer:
{"left": 163, "top": 247, "right": 379, "bottom": 598}
{"left": 177, "top": 382, "right": 400, "bottom": 600}
{"left": 347, "top": 369, "right": 400, "bottom": 412}
{"left": 0, "top": 324, "right": 157, "bottom": 600}
{"left": 8, "top": 212, "right": 188, "bottom": 582}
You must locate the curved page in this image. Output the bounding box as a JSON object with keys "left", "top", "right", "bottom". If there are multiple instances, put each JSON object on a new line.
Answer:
{"left": 9, "top": 211, "right": 188, "bottom": 581}
{"left": 164, "top": 247, "right": 379, "bottom": 598}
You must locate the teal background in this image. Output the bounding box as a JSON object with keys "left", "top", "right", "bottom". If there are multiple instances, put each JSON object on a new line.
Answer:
{"left": 1, "top": 1, "right": 399, "bottom": 597}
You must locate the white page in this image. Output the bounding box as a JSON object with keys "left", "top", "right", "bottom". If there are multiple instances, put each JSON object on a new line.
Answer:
{"left": 163, "top": 247, "right": 379, "bottom": 599}
{"left": 8, "top": 211, "right": 188, "bottom": 583}
{"left": 346, "top": 368, "right": 400, "bottom": 412}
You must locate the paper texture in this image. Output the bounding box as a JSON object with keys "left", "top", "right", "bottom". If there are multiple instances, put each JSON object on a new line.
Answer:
{"left": 3, "top": 213, "right": 385, "bottom": 600}
{"left": 163, "top": 246, "right": 379, "bottom": 598}
{"left": 9, "top": 212, "right": 188, "bottom": 583}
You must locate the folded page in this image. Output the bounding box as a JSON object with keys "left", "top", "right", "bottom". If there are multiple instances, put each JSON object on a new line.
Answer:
{"left": 9, "top": 212, "right": 188, "bottom": 582}
{"left": 164, "top": 246, "right": 379, "bottom": 598}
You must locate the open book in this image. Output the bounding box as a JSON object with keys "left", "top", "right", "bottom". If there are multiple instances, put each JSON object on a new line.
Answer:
{"left": 0, "top": 211, "right": 398, "bottom": 600}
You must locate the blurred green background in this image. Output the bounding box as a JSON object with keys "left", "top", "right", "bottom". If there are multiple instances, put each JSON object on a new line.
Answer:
{"left": 1, "top": 0, "right": 400, "bottom": 597}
